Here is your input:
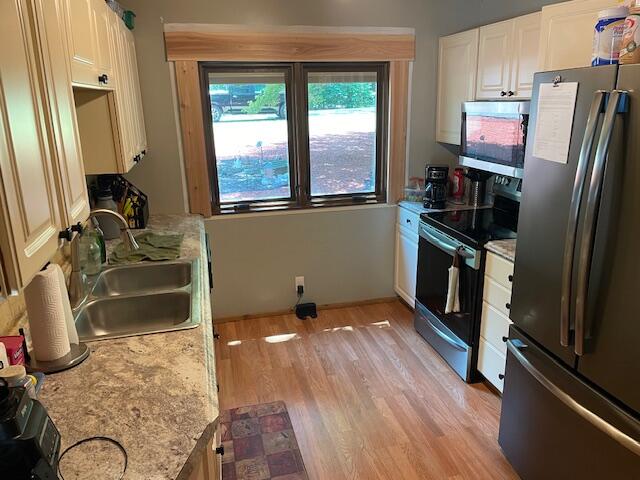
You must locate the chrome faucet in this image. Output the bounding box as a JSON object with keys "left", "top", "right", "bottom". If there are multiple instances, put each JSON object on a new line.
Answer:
{"left": 68, "top": 209, "right": 140, "bottom": 308}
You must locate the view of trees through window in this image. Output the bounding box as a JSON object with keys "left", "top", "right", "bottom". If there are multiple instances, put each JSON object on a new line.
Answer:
{"left": 204, "top": 64, "right": 385, "bottom": 209}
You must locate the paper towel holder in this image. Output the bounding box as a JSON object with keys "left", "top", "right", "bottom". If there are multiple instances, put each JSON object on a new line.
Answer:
{"left": 26, "top": 343, "right": 90, "bottom": 374}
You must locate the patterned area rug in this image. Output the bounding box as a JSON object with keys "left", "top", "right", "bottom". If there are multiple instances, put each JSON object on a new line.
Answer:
{"left": 220, "top": 401, "right": 309, "bottom": 480}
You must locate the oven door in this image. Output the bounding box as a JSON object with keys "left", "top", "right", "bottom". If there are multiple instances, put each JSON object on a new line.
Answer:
{"left": 415, "top": 222, "right": 482, "bottom": 345}
{"left": 460, "top": 101, "right": 529, "bottom": 178}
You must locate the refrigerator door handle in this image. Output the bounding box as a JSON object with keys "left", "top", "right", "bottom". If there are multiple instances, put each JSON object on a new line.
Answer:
{"left": 560, "top": 90, "right": 607, "bottom": 347}
{"left": 575, "top": 90, "right": 627, "bottom": 356}
{"left": 506, "top": 339, "right": 640, "bottom": 456}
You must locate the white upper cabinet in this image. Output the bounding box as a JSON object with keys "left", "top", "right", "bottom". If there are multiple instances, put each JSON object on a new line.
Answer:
{"left": 63, "top": 0, "right": 98, "bottom": 86}
{"left": 538, "top": 0, "right": 614, "bottom": 71}
{"left": 0, "top": 0, "right": 63, "bottom": 292}
{"left": 476, "top": 12, "right": 541, "bottom": 100}
{"left": 476, "top": 20, "right": 513, "bottom": 99}
{"left": 92, "top": 0, "right": 114, "bottom": 85}
{"left": 34, "top": 0, "right": 90, "bottom": 226}
{"left": 436, "top": 29, "right": 479, "bottom": 145}
{"left": 511, "top": 12, "right": 541, "bottom": 99}
{"left": 63, "top": 0, "right": 112, "bottom": 88}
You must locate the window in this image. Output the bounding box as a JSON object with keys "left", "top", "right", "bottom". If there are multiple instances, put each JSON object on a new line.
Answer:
{"left": 201, "top": 62, "right": 388, "bottom": 213}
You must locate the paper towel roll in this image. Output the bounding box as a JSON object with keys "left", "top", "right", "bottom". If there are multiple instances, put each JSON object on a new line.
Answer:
{"left": 54, "top": 264, "right": 78, "bottom": 345}
{"left": 25, "top": 264, "right": 71, "bottom": 361}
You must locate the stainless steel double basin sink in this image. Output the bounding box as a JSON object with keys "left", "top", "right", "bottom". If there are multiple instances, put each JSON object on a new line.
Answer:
{"left": 74, "top": 260, "right": 201, "bottom": 341}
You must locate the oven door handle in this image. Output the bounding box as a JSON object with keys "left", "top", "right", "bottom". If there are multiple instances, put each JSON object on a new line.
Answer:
{"left": 420, "top": 226, "right": 472, "bottom": 259}
{"left": 426, "top": 319, "right": 467, "bottom": 352}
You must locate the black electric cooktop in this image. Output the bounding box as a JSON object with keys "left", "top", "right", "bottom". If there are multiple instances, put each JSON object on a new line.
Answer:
{"left": 421, "top": 204, "right": 518, "bottom": 249}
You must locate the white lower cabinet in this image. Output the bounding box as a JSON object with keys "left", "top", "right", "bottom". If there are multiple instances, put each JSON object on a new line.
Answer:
{"left": 478, "top": 338, "right": 506, "bottom": 392}
{"left": 394, "top": 207, "right": 419, "bottom": 308}
{"left": 478, "top": 251, "right": 514, "bottom": 393}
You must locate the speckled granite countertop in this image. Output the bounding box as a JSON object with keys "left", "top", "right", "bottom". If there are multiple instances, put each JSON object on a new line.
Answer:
{"left": 486, "top": 239, "right": 517, "bottom": 263}
{"left": 38, "top": 214, "right": 218, "bottom": 480}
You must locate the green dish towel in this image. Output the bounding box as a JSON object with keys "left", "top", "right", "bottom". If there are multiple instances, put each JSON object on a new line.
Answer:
{"left": 109, "top": 232, "right": 184, "bottom": 264}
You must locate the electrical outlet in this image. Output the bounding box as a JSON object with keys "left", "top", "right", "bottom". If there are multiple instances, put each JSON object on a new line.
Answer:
{"left": 295, "top": 276, "right": 305, "bottom": 293}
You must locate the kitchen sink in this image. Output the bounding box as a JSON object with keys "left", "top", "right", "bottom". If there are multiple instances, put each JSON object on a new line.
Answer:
{"left": 74, "top": 259, "right": 201, "bottom": 341}
{"left": 92, "top": 261, "right": 192, "bottom": 297}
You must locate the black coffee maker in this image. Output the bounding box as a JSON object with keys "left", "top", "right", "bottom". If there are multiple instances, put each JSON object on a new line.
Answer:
{"left": 0, "top": 380, "right": 61, "bottom": 479}
{"left": 424, "top": 164, "right": 449, "bottom": 209}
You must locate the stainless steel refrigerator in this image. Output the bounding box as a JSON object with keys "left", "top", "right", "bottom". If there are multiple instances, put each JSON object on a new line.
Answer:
{"left": 499, "top": 64, "right": 640, "bottom": 478}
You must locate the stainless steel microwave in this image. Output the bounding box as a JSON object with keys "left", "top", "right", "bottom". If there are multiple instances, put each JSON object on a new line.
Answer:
{"left": 460, "top": 101, "right": 530, "bottom": 178}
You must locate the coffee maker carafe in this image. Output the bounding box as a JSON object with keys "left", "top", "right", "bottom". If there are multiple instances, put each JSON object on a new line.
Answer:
{"left": 424, "top": 165, "right": 449, "bottom": 209}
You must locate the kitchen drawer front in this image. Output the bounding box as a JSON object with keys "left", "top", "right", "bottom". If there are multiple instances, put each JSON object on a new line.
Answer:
{"left": 480, "top": 301, "right": 511, "bottom": 355}
{"left": 483, "top": 276, "right": 512, "bottom": 317}
{"left": 485, "top": 252, "right": 514, "bottom": 289}
{"left": 397, "top": 207, "right": 420, "bottom": 235}
{"left": 478, "top": 338, "right": 506, "bottom": 392}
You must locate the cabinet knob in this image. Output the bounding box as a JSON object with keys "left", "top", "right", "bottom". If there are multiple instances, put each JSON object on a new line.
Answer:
{"left": 406, "top": 218, "right": 411, "bottom": 224}
{"left": 98, "top": 74, "right": 109, "bottom": 85}
{"left": 213, "top": 332, "right": 220, "bottom": 339}
{"left": 506, "top": 303, "right": 511, "bottom": 310}
{"left": 508, "top": 274, "right": 513, "bottom": 282}
{"left": 500, "top": 91, "right": 507, "bottom": 97}
{"left": 498, "top": 373, "right": 505, "bottom": 380}
{"left": 502, "top": 336, "right": 508, "bottom": 343}
{"left": 215, "top": 445, "right": 225, "bottom": 456}
{"left": 507, "top": 91, "right": 514, "bottom": 97}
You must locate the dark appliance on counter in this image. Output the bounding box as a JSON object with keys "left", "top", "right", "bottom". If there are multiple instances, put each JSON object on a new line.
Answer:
{"left": 465, "top": 168, "right": 492, "bottom": 207}
{"left": 424, "top": 164, "right": 449, "bottom": 209}
{"left": 460, "top": 101, "right": 529, "bottom": 178}
{"left": 414, "top": 177, "right": 520, "bottom": 382}
{"left": 499, "top": 65, "right": 640, "bottom": 478}
{"left": 0, "top": 381, "right": 61, "bottom": 479}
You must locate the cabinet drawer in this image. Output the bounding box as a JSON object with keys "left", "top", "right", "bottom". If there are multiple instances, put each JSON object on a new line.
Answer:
{"left": 478, "top": 338, "right": 506, "bottom": 393}
{"left": 397, "top": 207, "right": 420, "bottom": 234}
{"left": 485, "top": 252, "right": 514, "bottom": 289}
{"left": 480, "top": 301, "right": 511, "bottom": 355}
{"left": 483, "top": 277, "right": 512, "bottom": 317}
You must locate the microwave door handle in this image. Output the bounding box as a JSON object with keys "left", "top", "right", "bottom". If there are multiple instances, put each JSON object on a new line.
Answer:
{"left": 560, "top": 90, "right": 607, "bottom": 347}
{"left": 575, "top": 90, "right": 625, "bottom": 356}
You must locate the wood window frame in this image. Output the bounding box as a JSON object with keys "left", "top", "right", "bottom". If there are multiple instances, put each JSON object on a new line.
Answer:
{"left": 167, "top": 25, "right": 414, "bottom": 217}
{"left": 200, "top": 61, "right": 389, "bottom": 214}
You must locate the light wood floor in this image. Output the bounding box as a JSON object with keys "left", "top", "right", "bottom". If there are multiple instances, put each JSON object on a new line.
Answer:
{"left": 214, "top": 300, "right": 518, "bottom": 479}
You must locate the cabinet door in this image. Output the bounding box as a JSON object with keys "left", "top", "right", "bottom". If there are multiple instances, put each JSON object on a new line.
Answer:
{"left": 63, "top": 0, "right": 98, "bottom": 86}
{"left": 436, "top": 29, "right": 478, "bottom": 145}
{"left": 538, "top": 0, "right": 613, "bottom": 71}
{"left": 92, "top": 0, "right": 113, "bottom": 86}
{"left": 127, "top": 28, "right": 147, "bottom": 156}
{"left": 108, "top": 11, "right": 133, "bottom": 171}
{"left": 394, "top": 225, "right": 419, "bottom": 307}
{"left": 510, "top": 12, "right": 541, "bottom": 99}
{"left": 0, "top": 0, "right": 62, "bottom": 290}
{"left": 34, "top": 0, "right": 90, "bottom": 226}
{"left": 476, "top": 20, "right": 513, "bottom": 99}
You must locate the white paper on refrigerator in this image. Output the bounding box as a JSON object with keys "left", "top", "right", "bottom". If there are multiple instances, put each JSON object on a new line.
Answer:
{"left": 532, "top": 82, "right": 579, "bottom": 165}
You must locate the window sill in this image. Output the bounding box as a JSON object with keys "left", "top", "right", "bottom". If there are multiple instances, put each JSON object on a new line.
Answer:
{"left": 208, "top": 201, "right": 395, "bottom": 220}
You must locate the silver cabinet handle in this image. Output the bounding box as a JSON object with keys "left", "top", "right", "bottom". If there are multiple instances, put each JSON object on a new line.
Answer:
{"left": 560, "top": 91, "right": 606, "bottom": 347}
{"left": 427, "top": 319, "right": 467, "bottom": 351}
{"left": 575, "top": 90, "right": 625, "bottom": 356}
{"left": 506, "top": 339, "right": 640, "bottom": 456}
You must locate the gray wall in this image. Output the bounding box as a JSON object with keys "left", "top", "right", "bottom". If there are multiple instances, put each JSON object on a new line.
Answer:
{"left": 207, "top": 205, "right": 396, "bottom": 318}
{"left": 123, "top": 0, "right": 560, "bottom": 318}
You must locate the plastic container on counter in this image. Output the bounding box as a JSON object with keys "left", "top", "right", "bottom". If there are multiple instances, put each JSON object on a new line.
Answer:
{"left": 592, "top": 6, "right": 629, "bottom": 66}
{"left": 620, "top": 6, "right": 640, "bottom": 64}
{"left": 0, "top": 365, "right": 36, "bottom": 399}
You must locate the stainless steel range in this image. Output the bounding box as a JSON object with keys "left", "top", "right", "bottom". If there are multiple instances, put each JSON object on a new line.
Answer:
{"left": 414, "top": 178, "right": 520, "bottom": 382}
